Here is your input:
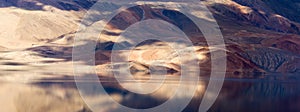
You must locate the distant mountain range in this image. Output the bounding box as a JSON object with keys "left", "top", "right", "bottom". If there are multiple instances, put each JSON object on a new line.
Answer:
{"left": 0, "top": 0, "right": 299, "bottom": 78}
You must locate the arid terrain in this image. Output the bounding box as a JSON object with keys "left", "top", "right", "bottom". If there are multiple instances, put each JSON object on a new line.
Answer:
{"left": 0, "top": 0, "right": 299, "bottom": 112}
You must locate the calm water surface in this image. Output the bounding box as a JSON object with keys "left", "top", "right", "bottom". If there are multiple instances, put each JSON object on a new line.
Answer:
{"left": 1, "top": 73, "right": 300, "bottom": 112}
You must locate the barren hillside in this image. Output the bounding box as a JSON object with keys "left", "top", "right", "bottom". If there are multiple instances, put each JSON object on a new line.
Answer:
{"left": 0, "top": 0, "right": 299, "bottom": 81}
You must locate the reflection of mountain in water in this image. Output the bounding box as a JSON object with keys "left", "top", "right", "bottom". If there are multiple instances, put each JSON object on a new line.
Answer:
{"left": 2, "top": 75, "right": 300, "bottom": 111}
{"left": 0, "top": 83, "right": 90, "bottom": 112}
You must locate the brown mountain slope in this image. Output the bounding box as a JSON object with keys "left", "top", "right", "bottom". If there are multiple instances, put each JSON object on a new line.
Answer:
{"left": 0, "top": 0, "right": 299, "bottom": 79}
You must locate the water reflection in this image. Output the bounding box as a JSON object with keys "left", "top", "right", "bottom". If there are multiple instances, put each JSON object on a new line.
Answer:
{"left": 1, "top": 74, "right": 300, "bottom": 112}
{"left": 210, "top": 79, "right": 300, "bottom": 112}
{"left": 0, "top": 82, "right": 89, "bottom": 112}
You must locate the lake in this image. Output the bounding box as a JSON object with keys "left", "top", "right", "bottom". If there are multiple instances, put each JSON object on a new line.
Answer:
{"left": 1, "top": 72, "right": 299, "bottom": 112}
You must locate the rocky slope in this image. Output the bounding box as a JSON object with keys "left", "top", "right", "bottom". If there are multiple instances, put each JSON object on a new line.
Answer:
{"left": 208, "top": 0, "right": 300, "bottom": 34}
{"left": 94, "top": 2, "right": 300, "bottom": 78}
{"left": 0, "top": 0, "right": 299, "bottom": 80}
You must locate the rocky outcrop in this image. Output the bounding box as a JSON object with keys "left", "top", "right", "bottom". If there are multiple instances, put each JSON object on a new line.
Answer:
{"left": 92, "top": 2, "right": 300, "bottom": 78}
{"left": 208, "top": 0, "right": 300, "bottom": 34}
{"left": 240, "top": 47, "right": 299, "bottom": 73}
{"left": 262, "top": 35, "right": 300, "bottom": 55}
{"left": 232, "top": 0, "right": 300, "bottom": 23}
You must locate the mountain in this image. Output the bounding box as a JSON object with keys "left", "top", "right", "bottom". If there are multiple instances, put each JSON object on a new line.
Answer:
{"left": 94, "top": 1, "right": 300, "bottom": 78}
{"left": 0, "top": 0, "right": 299, "bottom": 79}
{"left": 208, "top": 0, "right": 300, "bottom": 34}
